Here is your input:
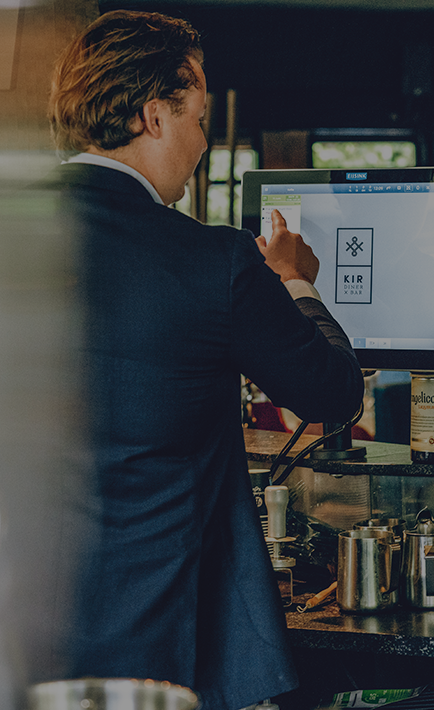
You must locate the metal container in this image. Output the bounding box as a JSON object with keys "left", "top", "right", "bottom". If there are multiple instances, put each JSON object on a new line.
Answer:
{"left": 337, "top": 529, "right": 401, "bottom": 613}
{"left": 402, "top": 508, "right": 434, "bottom": 608}
{"left": 354, "top": 518, "right": 406, "bottom": 541}
{"left": 410, "top": 373, "right": 434, "bottom": 463}
{"left": 27, "top": 678, "right": 200, "bottom": 710}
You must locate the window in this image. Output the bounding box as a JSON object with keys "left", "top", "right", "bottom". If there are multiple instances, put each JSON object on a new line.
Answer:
{"left": 175, "top": 145, "right": 259, "bottom": 225}
{"left": 311, "top": 140, "right": 417, "bottom": 169}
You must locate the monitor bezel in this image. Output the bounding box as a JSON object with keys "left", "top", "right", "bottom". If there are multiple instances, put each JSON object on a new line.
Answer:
{"left": 241, "top": 167, "right": 434, "bottom": 372}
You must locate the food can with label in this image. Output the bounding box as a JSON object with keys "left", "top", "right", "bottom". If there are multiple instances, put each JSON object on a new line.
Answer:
{"left": 411, "top": 373, "right": 434, "bottom": 463}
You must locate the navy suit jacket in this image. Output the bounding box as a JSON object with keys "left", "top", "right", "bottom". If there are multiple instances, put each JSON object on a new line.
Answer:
{"left": 52, "top": 163, "right": 363, "bottom": 710}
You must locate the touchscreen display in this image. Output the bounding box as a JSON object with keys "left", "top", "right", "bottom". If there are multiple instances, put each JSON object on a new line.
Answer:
{"left": 261, "top": 181, "right": 434, "bottom": 353}
{"left": 241, "top": 169, "right": 434, "bottom": 368}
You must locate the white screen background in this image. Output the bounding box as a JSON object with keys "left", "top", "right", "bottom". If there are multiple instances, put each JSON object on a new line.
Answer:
{"left": 289, "top": 191, "right": 434, "bottom": 345}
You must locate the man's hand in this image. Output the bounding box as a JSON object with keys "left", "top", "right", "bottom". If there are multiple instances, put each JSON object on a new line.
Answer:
{"left": 255, "top": 209, "right": 319, "bottom": 284}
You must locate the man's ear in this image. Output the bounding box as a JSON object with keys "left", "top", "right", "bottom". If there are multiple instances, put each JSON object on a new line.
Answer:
{"left": 141, "top": 99, "right": 163, "bottom": 138}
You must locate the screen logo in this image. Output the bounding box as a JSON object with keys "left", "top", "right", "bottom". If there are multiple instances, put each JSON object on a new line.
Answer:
{"left": 346, "top": 172, "right": 368, "bottom": 181}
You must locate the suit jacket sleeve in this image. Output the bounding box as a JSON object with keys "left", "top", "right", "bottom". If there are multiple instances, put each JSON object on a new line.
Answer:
{"left": 229, "top": 230, "right": 364, "bottom": 424}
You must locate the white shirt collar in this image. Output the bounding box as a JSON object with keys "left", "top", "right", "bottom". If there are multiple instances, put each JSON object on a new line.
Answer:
{"left": 64, "top": 153, "right": 164, "bottom": 205}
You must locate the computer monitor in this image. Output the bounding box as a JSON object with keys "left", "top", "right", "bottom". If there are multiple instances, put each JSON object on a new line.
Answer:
{"left": 241, "top": 167, "right": 434, "bottom": 372}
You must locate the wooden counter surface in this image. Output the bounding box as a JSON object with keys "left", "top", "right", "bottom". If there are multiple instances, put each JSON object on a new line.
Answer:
{"left": 244, "top": 429, "right": 434, "bottom": 477}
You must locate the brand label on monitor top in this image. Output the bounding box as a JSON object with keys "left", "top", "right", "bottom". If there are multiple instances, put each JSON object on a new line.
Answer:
{"left": 346, "top": 172, "right": 368, "bottom": 180}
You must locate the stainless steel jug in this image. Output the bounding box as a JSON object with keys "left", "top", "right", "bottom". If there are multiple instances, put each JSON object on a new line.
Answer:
{"left": 337, "top": 529, "right": 401, "bottom": 613}
{"left": 27, "top": 678, "right": 200, "bottom": 710}
{"left": 354, "top": 518, "right": 406, "bottom": 541}
{"left": 402, "top": 507, "right": 434, "bottom": 608}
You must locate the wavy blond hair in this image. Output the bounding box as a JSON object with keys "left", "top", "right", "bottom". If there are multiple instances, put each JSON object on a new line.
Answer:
{"left": 48, "top": 10, "right": 203, "bottom": 152}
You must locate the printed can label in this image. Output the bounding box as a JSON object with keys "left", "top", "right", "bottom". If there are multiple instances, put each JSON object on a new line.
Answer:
{"left": 411, "top": 374, "right": 434, "bottom": 454}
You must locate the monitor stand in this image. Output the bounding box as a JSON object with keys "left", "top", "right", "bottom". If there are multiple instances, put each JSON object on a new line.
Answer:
{"left": 309, "top": 422, "right": 367, "bottom": 461}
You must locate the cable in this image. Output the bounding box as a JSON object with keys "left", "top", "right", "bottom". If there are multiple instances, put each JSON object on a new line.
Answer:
{"left": 269, "top": 404, "right": 364, "bottom": 486}
{"left": 267, "top": 419, "right": 310, "bottom": 482}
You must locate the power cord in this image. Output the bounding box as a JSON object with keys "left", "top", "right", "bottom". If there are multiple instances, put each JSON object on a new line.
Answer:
{"left": 269, "top": 404, "right": 364, "bottom": 486}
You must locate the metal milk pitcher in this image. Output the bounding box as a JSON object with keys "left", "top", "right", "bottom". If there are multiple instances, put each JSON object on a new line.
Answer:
{"left": 337, "top": 529, "right": 401, "bottom": 613}
{"left": 354, "top": 518, "right": 406, "bottom": 541}
{"left": 402, "top": 507, "right": 434, "bottom": 608}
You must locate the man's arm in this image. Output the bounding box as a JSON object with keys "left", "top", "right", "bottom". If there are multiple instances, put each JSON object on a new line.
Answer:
{"left": 229, "top": 213, "right": 364, "bottom": 424}
{"left": 255, "top": 208, "right": 356, "bottom": 355}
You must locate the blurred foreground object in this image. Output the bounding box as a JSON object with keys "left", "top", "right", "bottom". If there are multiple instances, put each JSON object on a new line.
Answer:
{"left": 28, "top": 678, "right": 200, "bottom": 710}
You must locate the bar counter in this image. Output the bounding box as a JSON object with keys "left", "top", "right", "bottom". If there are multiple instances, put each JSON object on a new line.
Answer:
{"left": 279, "top": 581, "right": 434, "bottom": 658}
{"left": 244, "top": 428, "right": 434, "bottom": 681}
{"left": 281, "top": 582, "right": 434, "bottom": 708}
{"left": 244, "top": 429, "right": 434, "bottom": 476}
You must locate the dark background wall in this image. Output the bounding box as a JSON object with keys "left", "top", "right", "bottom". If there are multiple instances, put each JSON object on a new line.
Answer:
{"left": 99, "top": 1, "right": 434, "bottom": 159}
